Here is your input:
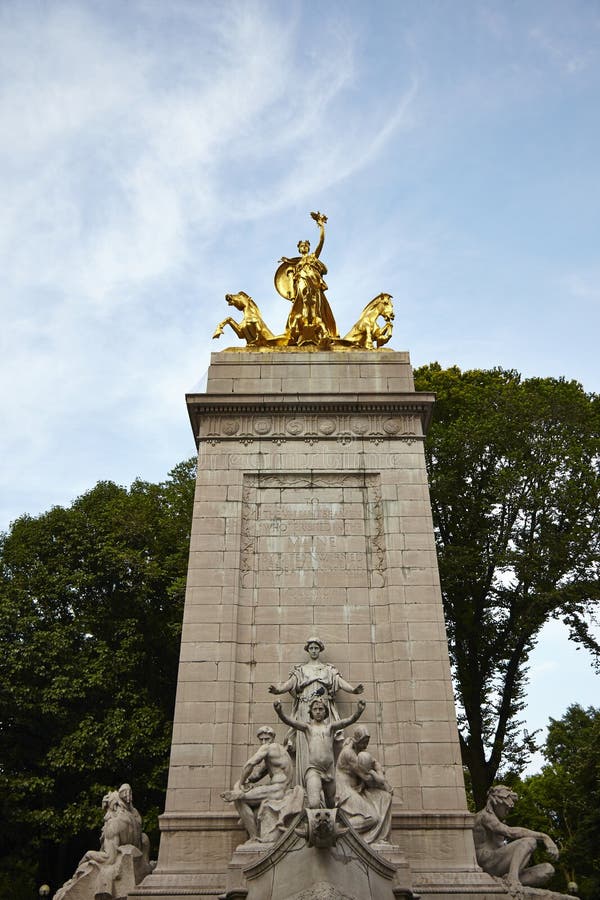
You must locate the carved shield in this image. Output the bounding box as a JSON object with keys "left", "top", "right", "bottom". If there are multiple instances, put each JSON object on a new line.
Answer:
{"left": 274, "top": 258, "right": 300, "bottom": 300}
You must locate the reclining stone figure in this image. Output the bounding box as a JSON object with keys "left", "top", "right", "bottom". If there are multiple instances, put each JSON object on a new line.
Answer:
{"left": 473, "top": 784, "right": 559, "bottom": 887}
{"left": 54, "top": 784, "right": 153, "bottom": 900}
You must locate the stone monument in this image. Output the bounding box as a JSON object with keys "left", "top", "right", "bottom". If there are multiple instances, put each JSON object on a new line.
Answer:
{"left": 131, "top": 213, "right": 567, "bottom": 900}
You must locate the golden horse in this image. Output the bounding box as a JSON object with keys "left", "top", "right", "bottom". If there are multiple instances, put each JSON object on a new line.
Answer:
{"left": 213, "top": 292, "right": 286, "bottom": 349}
{"left": 340, "top": 293, "right": 394, "bottom": 350}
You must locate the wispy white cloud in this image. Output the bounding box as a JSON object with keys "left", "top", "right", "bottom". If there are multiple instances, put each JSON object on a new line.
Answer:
{"left": 1, "top": 0, "right": 599, "bottom": 750}
{"left": 529, "top": 25, "right": 591, "bottom": 75}
{"left": 1, "top": 1, "right": 414, "bottom": 303}
{"left": 0, "top": 1, "right": 417, "bottom": 527}
{"left": 2, "top": 0, "right": 599, "bottom": 533}
{"left": 563, "top": 272, "right": 600, "bottom": 304}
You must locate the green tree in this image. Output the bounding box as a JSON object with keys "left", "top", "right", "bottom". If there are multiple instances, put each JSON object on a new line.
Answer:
{"left": 3, "top": 365, "right": 599, "bottom": 891}
{"left": 0, "top": 459, "right": 195, "bottom": 896}
{"left": 414, "top": 365, "right": 600, "bottom": 809}
{"left": 513, "top": 705, "right": 600, "bottom": 899}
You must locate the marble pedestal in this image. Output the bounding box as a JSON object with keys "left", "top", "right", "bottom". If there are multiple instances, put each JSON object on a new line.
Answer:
{"left": 131, "top": 350, "right": 501, "bottom": 899}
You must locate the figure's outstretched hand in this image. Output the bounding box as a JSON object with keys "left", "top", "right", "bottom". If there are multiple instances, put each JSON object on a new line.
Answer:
{"left": 273, "top": 701, "right": 283, "bottom": 711}
{"left": 357, "top": 700, "right": 367, "bottom": 713}
{"left": 310, "top": 211, "right": 328, "bottom": 226}
{"left": 353, "top": 683, "right": 364, "bottom": 694}
{"left": 541, "top": 835, "right": 559, "bottom": 859}
{"left": 268, "top": 684, "right": 278, "bottom": 694}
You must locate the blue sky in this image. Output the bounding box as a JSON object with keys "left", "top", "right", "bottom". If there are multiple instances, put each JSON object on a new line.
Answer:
{"left": 1, "top": 0, "right": 598, "bottom": 768}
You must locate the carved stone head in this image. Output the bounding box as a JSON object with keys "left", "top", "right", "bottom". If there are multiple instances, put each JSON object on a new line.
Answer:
{"left": 304, "top": 636, "right": 325, "bottom": 656}
{"left": 487, "top": 784, "right": 518, "bottom": 818}
{"left": 118, "top": 783, "right": 133, "bottom": 806}
{"left": 351, "top": 725, "right": 371, "bottom": 751}
{"left": 256, "top": 725, "right": 276, "bottom": 744}
{"left": 309, "top": 698, "right": 329, "bottom": 721}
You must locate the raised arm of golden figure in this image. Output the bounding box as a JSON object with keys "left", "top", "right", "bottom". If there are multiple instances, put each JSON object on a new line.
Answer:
{"left": 310, "top": 211, "right": 327, "bottom": 258}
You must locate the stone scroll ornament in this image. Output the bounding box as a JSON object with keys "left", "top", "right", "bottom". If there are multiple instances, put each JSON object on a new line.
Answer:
{"left": 473, "top": 785, "right": 560, "bottom": 888}
{"left": 220, "top": 726, "right": 304, "bottom": 843}
{"left": 212, "top": 212, "right": 395, "bottom": 351}
{"left": 54, "top": 784, "right": 154, "bottom": 900}
{"left": 268, "top": 636, "right": 364, "bottom": 791}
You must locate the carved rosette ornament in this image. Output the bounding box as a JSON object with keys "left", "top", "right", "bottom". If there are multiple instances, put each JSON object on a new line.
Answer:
{"left": 212, "top": 213, "right": 395, "bottom": 352}
{"left": 199, "top": 412, "right": 420, "bottom": 445}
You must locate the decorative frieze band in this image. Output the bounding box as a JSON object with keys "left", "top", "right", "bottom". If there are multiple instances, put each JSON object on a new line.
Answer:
{"left": 199, "top": 413, "right": 421, "bottom": 446}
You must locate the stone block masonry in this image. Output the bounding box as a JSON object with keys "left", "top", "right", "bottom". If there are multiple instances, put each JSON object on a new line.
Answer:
{"left": 131, "top": 351, "right": 502, "bottom": 900}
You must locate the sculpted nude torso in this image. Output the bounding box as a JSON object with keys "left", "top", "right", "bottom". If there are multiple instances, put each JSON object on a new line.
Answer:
{"left": 274, "top": 697, "right": 366, "bottom": 810}
{"left": 220, "top": 726, "right": 293, "bottom": 840}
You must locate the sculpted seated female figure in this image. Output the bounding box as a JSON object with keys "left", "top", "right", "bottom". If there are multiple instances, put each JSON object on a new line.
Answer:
{"left": 269, "top": 637, "right": 364, "bottom": 787}
{"left": 336, "top": 725, "right": 393, "bottom": 843}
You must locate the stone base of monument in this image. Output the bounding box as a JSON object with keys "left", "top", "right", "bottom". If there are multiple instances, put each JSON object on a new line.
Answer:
{"left": 223, "top": 839, "right": 276, "bottom": 900}
{"left": 53, "top": 844, "right": 152, "bottom": 900}
{"left": 413, "top": 879, "right": 576, "bottom": 900}
{"left": 220, "top": 810, "right": 415, "bottom": 900}
{"left": 214, "top": 812, "right": 577, "bottom": 900}
{"left": 407, "top": 871, "right": 576, "bottom": 900}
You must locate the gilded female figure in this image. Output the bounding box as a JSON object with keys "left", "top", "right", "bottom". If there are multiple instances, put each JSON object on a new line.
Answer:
{"left": 275, "top": 212, "right": 339, "bottom": 346}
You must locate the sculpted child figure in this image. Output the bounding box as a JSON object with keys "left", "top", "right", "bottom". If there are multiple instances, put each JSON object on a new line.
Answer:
{"left": 274, "top": 697, "right": 366, "bottom": 809}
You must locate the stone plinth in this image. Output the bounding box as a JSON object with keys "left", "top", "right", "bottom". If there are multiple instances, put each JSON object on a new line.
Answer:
{"left": 238, "top": 816, "right": 414, "bottom": 900}
{"left": 131, "top": 351, "right": 495, "bottom": 899}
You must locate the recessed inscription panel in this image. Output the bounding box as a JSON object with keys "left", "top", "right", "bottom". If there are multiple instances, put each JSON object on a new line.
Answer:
{"left": 240, "top": 473, "right": 385, "bottom": 594}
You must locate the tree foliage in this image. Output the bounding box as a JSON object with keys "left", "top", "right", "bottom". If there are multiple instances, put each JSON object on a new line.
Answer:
{"left": 511, "top": 705, "right": 600, "bottom": 899}
{"left": 2, "top": 364, "right": 599, "bottom": 891}
{"left": 414, "top": 364, "right": 600, "bottom": 808}
{"left": 0, "top": 460, "right": 195, "bottom": 896}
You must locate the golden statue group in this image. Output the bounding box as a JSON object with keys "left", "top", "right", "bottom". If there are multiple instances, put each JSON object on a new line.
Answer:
{"left": 213, "top": 212, "right": 394, "bottom": 351}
